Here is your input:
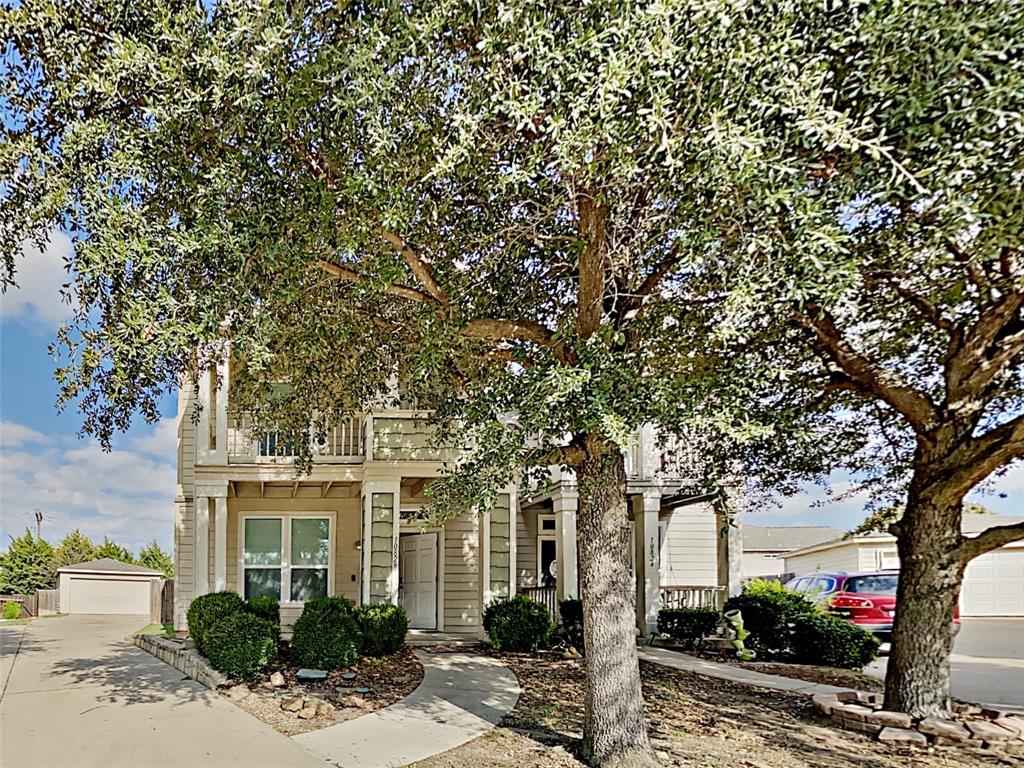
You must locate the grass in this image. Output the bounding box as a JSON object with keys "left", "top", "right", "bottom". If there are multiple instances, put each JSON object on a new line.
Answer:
{"left": 0, "top": 613, "right": 67, "bottom": 626}
{"left": 135, "top": 622, "right": 176, "bottom": 638}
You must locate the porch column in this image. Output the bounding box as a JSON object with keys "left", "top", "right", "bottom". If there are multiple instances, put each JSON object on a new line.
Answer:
{"left": 195, "top": 495, "right": 209, "bottom": 596}
{"left": 361, "top": 477, "right": 402, "bottom": 605}
{"left": 214, "top": 496, "right": 228, "bottom": 591}
{"left": 633, "top": 490, "right": 662, "bottom": 636}
{"left": 553, "top": 488, "right": 578, "bottom": 601}
{"left": 483, "top": 487, "right": 516, "bottom": 604}
{"left": 212, "top": 352, "right": 229, "bottom": 465}
{"left": 716, "top": 488, "right": 744, "bottom": 600}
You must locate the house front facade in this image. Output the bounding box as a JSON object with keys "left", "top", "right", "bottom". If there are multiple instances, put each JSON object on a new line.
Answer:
{"left": 173, "top": 357, "right": 742, "bottom": 638}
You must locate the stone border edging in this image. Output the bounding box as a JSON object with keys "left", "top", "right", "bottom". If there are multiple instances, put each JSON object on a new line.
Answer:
{"left": 813, "top": 691, "right": 1024, "bottom": 756}
{"left": 134, "top": 634, "right": 227, "bottom": 690}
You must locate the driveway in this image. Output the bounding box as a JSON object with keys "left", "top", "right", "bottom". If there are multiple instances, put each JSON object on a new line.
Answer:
{"left": 864, "top": 618, "right": 1024, "bottom": 711}
{"left": 0, "top": 614, "right": 324, "bottom": 768}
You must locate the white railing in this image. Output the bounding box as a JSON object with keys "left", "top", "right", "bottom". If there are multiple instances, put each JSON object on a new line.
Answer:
{"left": 660, "top": 585, "right": 727, "bottom": 611}
{"left": 625, "top": 427, "right": 706, "bottom": 481}
{"left": 226, "top": 414, "right": 365, "bottom": 462}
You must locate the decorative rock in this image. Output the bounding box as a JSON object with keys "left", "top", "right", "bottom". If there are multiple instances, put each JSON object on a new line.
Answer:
{"left": 933, "top": 736, "right": 982, "bottom": 748}
{"left": 341, "top": 695, "right": 369, "bottom": 709}
{"left": 867, "top": 710, "right": 913, "bottom": 729}
{"left": 836, "top": 691, "right": 860, "bottom": 703}
{"left": 316, "top": 699, "right": 336, "bottom": 717}
{"left": 812, "top": 694, "right": 839, "bottom": 716}
{"left": 918, "top": 717, "right": 972, "bottom": 743}
{"left": 993, "top": 717, "right": 1024, "bottom": 738}
{"left": 878, "top": 727, "right": 928, "bottom": 746}
{"left": 335, "top": 687, "right": 357, "bottom": 695}
{"left": 966, "top": 720, "right": 1018, "bottom": 742}
{"left": 297, "top": 668, "right": 327, "bottom": 682}
{"left": 281, "top": 696, "right": 304, "bottom": 712}
{"left": 833, "top": 703, "right": 874, "bottom": 722}
{"left": 341, "top": 672, "right": 357, "bottom": 680}
{"left": 838, "top": 717, "right": 882, "bottom": 735}
{"left": 297, "top": 705, "right": 319, "bottom": 719}
{"left": 226, "top": 684, "right": 251, "bottom": 701}
{"left": 355, "top": 687, "right": 370, "bottom": 694}
{"left": 269, "top": 671, "right": 286, "bottom": 687}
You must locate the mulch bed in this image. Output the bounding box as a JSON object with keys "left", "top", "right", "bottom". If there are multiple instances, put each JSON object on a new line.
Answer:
{"left": 718, "top": 658, "right": 886, "bottom": 692}
{"left": 227, "top": 645, "right": 424, "bottom": 736}
{"left": 410, "top": 651, "right": 1010, "bottom": 768}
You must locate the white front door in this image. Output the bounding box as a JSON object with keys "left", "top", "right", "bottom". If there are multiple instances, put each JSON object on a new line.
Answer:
{"left": 400, "top": 533, "right": 438, "bottom": 629}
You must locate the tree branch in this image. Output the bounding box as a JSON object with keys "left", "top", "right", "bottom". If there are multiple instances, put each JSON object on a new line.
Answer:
{"left": 317, "top": 259, "right": 434, "bottom": 303}
{"left": 943, "top": 413, "right": 1024, "bottom": 498}
{"left": 957, "top": 518, "right": 1024, "bottom": 561}
{"left": 463, "top": 318, "right": 559, "bottom": 348}
{"left": 797, "top": 302, "right": 938, "bottom": 432}
{"left": 375, "top": 227, "right": 450, "bottom": 305}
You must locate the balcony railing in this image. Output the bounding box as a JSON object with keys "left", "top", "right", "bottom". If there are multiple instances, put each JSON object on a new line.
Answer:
{"left": 226, "top": 414, "right": 365, "bottom": 462}
{"left": 520, "top": 586, "right": 558, "bottom": 620}
{"left": 625, "top": 428, "right": 706, "bottom": 481}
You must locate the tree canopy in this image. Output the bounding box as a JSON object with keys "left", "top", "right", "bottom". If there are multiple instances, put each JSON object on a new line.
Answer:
{"left": 0, "top": 530, "right": 55, "bottom": 593}
{"left": 53, "top": 529, "right": 98, "bottom": 569}
{"left": 137, "top": 540, "right": 174, "bottom": 579}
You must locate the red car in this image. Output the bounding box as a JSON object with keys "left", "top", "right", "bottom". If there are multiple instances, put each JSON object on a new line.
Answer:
{"left": 786, "top": 571, "right": 960, "bottom": 641}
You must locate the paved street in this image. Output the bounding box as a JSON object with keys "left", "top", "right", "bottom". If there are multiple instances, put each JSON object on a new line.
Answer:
{"left": 864, "top": 618, "right": 1024, "bottom": 711}
{"left": 0, "top": 615, "right": 324, "bottom": 768}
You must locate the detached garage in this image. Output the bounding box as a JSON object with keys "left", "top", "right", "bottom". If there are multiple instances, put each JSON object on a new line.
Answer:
{"left": 57, "top": 558, "right": 163, "bottom": 615}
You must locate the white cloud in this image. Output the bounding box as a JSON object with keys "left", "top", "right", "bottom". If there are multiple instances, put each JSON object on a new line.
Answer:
{"left": 1, "top": 232, "right": 76, "bottom": 331}
{"left": 0, "top": 419, "right": 176, "bottom": 553}
{"left": 0, "top": 421, "right": 49, "bottom": 449}
{"left": 128, "top": 417, "right": 179, "bottom": 460}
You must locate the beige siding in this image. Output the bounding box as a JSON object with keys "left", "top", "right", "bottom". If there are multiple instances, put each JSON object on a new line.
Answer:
{"left": 858, "top": 542, "right": 899, "bottom": 571}
{"left": 742, "top": 551, "right": 786, "bottom": 579}
{"left": 660, "top": 502, "right": 718, "bottom": 586}
{"left": 785, "top": 542, "right": 861, "bottom": 574}
{"left": 372, "top": 417, "right": 455, "bottom": 461}
{"left": 443, "top": 511, "right": 482, "bottom": 636}
{"left": 174, "top": 384, "right": 197, "bottom": 629}
{"left": 516, "top": 506, "right": 539, "bottom": 588}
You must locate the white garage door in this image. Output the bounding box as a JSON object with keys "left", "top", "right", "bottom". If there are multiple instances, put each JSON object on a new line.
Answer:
{"left": 961, "top": 549, "right": 1024, "bottom": 617}
{"left": 67, "top": 577, "right": 151, "bottom": 614}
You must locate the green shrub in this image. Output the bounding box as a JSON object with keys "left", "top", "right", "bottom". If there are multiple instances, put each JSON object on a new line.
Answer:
{"left": 558, "top": 598, "right": 584, "bottom": 652}
{"left": 3, "top": 600, "right": 22, "bottom": 619}
{"left": 291, "top": 596, "right": 362, "bottom": 669}
{"left": 204, "top": 613, "right": 277, "bottom": 678}
{"left": 485, "top": 595, "right": 552, "bottom": 652}
{"left": 723, "top": 583, "right": 818, "bottom": 659}
{"left": 187, "top": 591, "right": 245, "bottom": 656}
{"left": 657, "top": 607, "right": 720, "bottom": 649}
{"left": 244, "top": 596, "right": 280, "bottom": 640}
{"left": 355, "top": 603, "right": 409, "bottom": 656}
{"left": 791, "top": 612, "right": 880, "bottom": 669}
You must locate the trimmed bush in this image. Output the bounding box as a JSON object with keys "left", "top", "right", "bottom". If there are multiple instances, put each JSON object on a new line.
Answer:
{"left": 355, "top": 603, "right": 409, "bottom": 656}
{"left": 558, "top": 598, "right": 584, "bottom": 652}
{"left": 657, "top": 607, "right": 720, "bottom": 649}
{"left": 291, "top": 596, "right": 362, "bottom": 669}
{"left": 245, "top": 596, "right": 280, "bottom": 640}
{"left": 3, "top": 600, "right": 22, "bottom": 619}
{"left": 204, "top": 612, "right": 277, "bottom": 678}
{"left": 723, "top": 583, "right": 819, "bottom": 659}
{"left": 485, "top": 595, "right": 552, "bottom": 652}
{"left": 791, "top": 612, "right": 880, "bottom": 669}
{"left": 187, "top": 591, "right": 245, "bottom": 656}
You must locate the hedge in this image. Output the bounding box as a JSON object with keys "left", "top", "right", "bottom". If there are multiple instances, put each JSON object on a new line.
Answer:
{"left": 355, "top": 603, "right": 409, "bottom": 656}
{"left": 657, "top": 607, "right": 720, "bottom": 649}
{"left": 204, "top": 612, "right": 277, "bottom": 678}
{"left": 244, "top": 595, "right": 280, "bottom": 641}
{"left": 791, "top": 612, "right": 880, "bottom": 669}
{"left": 485, "top": 595, "right": 552, "bottom": 652}
{"left": 186, "top": 591, "right": 245, "bottom": 656}
{"left": 291, "top": 596, "right": 362, "bottom": 668}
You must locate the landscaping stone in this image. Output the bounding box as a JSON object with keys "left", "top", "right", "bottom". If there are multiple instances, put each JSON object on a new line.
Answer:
{"left": 812, "top": 693, "right": 839, "bottom": 716}
{"left": 835, "top": 691, "right": 860, "bottom": 703}
{"left": 966, "top": 720, "right": 1018, "bottom": 742}
{"left": 355, "top": 687, "right": 370, "bottom": 694}
{"left": 281, "top": 696, "right": 304, "bottom": 712}
{"left": 315, "top": 699, "right": 336, "bottom": 718}
{"left": 993, "top": 717, "right": 1024, "bottom": 737}
{"left": 838, "top": 717, "right": 882, "bottom": 735}
{"left": 341, "top": 695, "right": 369, "bottom": 709}
{"left": 866, "top": 710, "right": 912, "bottom": 729}
{"left": 297, "top": 705, "right": 319, "bottom": 720}
{"left": 878, "top": 727, "right": 928, "bottom": 747}
{"left": 832, "top": 703, "right": 873, "bottom": 722}
{"left": 226, "top": 684, "right": 251, "bottom": 702}
{"left": 297, "top": 669, "right": 327, "bottom": 682}
{"left": 335, "top": 687, "right": 357, "bottom": 696}
{"left": 341, "top": 672, "right": 357, "bottom": 680}
{"left": 919, "top": 717, "right": 973, "bottom": 743}
{"left": 270, "top": 671, "right": 286, "bottom": 687}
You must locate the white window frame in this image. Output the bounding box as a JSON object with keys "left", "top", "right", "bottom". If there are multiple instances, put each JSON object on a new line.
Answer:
{"left": 239, "top": 512, "right": 335, "bottom": 607}
{"left": 536, "top": 514, "right": 557, "bottom": 586}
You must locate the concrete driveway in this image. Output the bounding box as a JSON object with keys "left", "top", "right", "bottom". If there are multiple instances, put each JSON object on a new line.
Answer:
{"left": 865, "top": 618, "right": 1024, "bottom": 711}
{"left": 0, "top": 614, "right": 325, "bottom": 768}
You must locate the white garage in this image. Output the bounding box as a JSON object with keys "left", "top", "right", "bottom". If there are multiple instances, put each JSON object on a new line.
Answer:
{"left": 961, "top": 544, "right": 1024, "bottom": 617}
{"left": 57, "top": 558, "right": 163, "bottom": 615}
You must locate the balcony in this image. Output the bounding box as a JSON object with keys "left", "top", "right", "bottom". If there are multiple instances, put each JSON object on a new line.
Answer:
{"left": 226, "top": 414, "right": 366, "bottom": 463}
{"left": 624, "top": 428, "right": 705, "bottom": 482}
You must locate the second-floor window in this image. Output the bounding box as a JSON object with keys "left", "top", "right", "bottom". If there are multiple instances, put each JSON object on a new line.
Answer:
{"left": 242, "top": 515, "right": 332, "bottom": 603}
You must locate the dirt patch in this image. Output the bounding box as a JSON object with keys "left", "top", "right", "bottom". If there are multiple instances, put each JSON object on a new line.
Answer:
{"left": 731, "top": 660, "right": 885, "bottom": 692}
{"left": 410, "top": 652, "right": 1010, "bottom": 768}
{"left": 226, "top": 647, "right": 423, "bottom": 736}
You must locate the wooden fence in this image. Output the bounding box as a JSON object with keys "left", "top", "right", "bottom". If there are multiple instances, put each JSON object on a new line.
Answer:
{"left": 151, "top": 579, "right": 174, "bottom": 624}
{"left": 36, "top": 589, "right": 59, "bottom": 615}
{"left": 1, "top": 593, "right": 36, "bottom": 618}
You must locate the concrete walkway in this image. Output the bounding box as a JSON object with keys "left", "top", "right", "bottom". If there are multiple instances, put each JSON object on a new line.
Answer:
{"left": 0, "top": 615, "right": 325, "bottom": 768}
{"left": 639, "top": 646, "right": 856, "bottom": 696}
{"left": 293, "top": 650, "right": 520, "bottom": 768}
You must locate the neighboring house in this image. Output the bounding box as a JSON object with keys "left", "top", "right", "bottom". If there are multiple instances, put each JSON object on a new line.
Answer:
{"left": 741, "top": 524, "right": 844, "bottom": 579}
{"left": 784, "top": 514, "right": 1024, "bottom": 617}
{"left": 173, "top": 361, "right": 742, "bottom": 638}
{"left": 57, "top": 558, "right": 164, "bottom": 615}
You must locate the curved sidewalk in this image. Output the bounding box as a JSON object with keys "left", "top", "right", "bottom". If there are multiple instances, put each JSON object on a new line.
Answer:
{"left": 293, "top": 650, "right": 520, "bottom": 768}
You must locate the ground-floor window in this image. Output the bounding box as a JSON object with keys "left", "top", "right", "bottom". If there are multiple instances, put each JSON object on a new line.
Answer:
{"left": 242, "top": 515, "right": 332, "bottom": 603}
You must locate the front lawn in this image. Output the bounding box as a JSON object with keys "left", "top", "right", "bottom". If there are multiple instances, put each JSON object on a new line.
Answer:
{"left": 135, "top": 622, "right": 176, "bottom": 638}
{"left": 410, "top": 653, "right": 1006, "bottom": 768}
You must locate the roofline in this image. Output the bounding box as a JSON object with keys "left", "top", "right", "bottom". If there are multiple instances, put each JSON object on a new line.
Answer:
{"left": 56, "top": 567, "right": 164, "bottom": 576}
{"left": 783, "top": 532, "right": 892, "bottom": 559}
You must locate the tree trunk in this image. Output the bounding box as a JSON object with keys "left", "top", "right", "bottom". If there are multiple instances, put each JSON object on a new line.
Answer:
{"left": 884, "top": 488, "right": 964, "bottom": 717}
{"left": 576, "top": 432, "right": 658, "bottom": 768}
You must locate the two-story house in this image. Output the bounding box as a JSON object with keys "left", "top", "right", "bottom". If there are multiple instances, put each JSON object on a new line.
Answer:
{"left": 173, "top": 358, "right": 743, "bottom": 639}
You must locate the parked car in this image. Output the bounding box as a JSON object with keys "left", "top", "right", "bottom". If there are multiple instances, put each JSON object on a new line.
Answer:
{"left": 786, "top": 570, "right": 960, "bottom": 641}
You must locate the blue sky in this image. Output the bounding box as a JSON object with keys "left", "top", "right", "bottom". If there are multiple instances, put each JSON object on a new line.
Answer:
{"left": 1, "top": 234, "right": 1021, "bottom": 554}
